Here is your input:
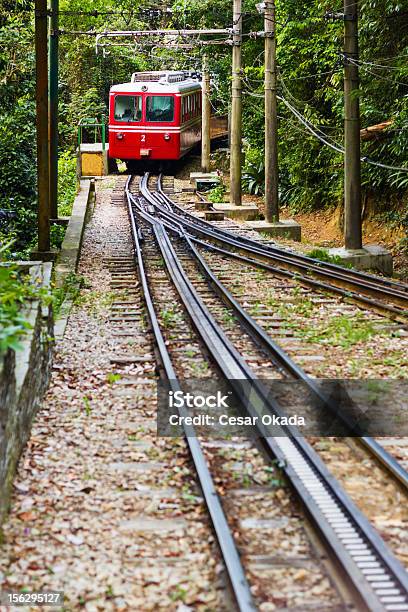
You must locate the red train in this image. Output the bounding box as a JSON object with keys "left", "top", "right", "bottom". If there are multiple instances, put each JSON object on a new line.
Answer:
{"left": 108, "top": 71, "right": 202, "bottom": 163}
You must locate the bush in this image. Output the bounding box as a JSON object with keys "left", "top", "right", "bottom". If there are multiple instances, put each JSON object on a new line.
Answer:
{"left": 242, "top": 148, "right": 265, "bottom": 196}
{"left": 0, "top": 257, "right": 51, "bottom": 353}
{"left": 0, "top": 100, "right": 37, "bottom": 253}
{"left": 58, "top": 152, "right": 78, "bottom": 217}
{"left": 207, "top": 183, "right": 226, "bottom": 203}
{"left": 50, "top": 225, "right": 66, "bottom": 249}
{"left": 306, "top": 248, "right": 352, "bottom": 268}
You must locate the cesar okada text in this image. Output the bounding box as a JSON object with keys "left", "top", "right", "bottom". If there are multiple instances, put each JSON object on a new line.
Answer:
{"left": 168, "top": 390, "right": 306, "bottom": 427}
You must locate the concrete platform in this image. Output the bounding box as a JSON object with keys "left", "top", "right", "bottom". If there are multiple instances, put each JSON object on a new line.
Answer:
{"left": 195, "top": 201, "right": 212, "bottom": 212}
{"left": 196, "top": 178, "right": 220, "bottom": 191}
{"left": 190, "top": 172, "right": 219, "bottom": 181}
{"left": 55, "top": 179, "right": 94, "bottom": 287}
{"left": 213, "top": 203, "right": 259, "bottom": 221}
{"left": 329, "top": 244, "right": 393, "bottom": 276}
{"left": 30, "top": 250, "right": 58, "bottom": 262}
{"left": 205, "top": 211, "right": 225, "bottom": 221}
{"left": 247, "top": 219, "right": 301, "bottom": 242}
{"left": 190, "top": 172, "right": 220, "bottom": 191}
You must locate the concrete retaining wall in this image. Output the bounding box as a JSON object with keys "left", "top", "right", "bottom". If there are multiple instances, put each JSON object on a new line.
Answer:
{"left": 55, "top": 178, "right": 94, "bottom": 287}
{"left": 0, "top": 263, "right": 53, "bottom": 524}
{"left": 53, "top": 178, "right": 94, "bottom": 339}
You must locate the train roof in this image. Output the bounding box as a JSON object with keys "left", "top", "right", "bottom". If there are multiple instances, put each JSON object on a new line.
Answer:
{"left": 110, "top": 71, "right": 202, "bottom": 95}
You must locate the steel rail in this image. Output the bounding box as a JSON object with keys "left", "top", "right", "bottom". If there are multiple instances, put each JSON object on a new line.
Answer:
{"left": 169, "top": 216, "right": 408, "bottom": 309}
{"left": 149, "top": 181, "right": 408, "bottom": 490}
{"left": 151, "top": 188, "right": 408, "bottom": 319}
{"left": 152, "top": 184, "right": 408, "bottom": 319}
{"left": 158, "top": 203, "right": 407, "bottom": 319}
{"left": 125, "top": 175, "right": 256, "bottom": 612}
{"left": 137, "top": 173, "right": 408, "bottom": 611}
{"left": 160, "top": 177, "right": 408, "bottom": 298}
{"left": 156, "top": 180, "right": 408, "bottom": 311}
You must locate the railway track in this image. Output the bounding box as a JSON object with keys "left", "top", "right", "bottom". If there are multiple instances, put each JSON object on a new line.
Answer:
{"left": 153, "top": 175, "right": 408, "bottom": 320}
{"left": 144, "top": 174, "right": 408, "bottom": 488}
{"left": 122, "top": 173, "right": 408, "bottom": 611}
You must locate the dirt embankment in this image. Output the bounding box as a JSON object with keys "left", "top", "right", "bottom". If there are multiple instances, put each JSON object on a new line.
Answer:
{"left": 174, "top": 158, "right": 408, "bottom": 279}
{"left": 243, "top": 193, "right": 407, "bottom": 280}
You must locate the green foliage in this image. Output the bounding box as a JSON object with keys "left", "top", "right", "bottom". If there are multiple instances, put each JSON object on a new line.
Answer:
{"left": 242, "top": 148, "right": 265, "bottom": 196}
{"left": 240, "top": 0, "right": 408, "bottom": 216}
{"left": 0, "top": 100, "right": 37, "bottom": 252}
{"left": 160, "top": 306, "right": 181, "bottom": 328}
{"left": 58, "top": 152, "right": 78, "bottom": 217}
{"left": 0, "top": 268, "right": 30, "bottom": 352}
{"left": 0, "top": 260, "right": 51, "bottom": 353}
{"left": 306, "top": 248, "right": 353, "bottom": 269}
{"left": 300, "top": 314, "right": 377, "bottom": 349}
{"left": 0, "top": 4, "right": 37, "bottom": 254}
{"left": 82, "top": 396, "right": 92, "bottom": 416}
{"left": 207, "top": 183, "right": 226, "bottom": 203}
{"left": 50, "top": 225, "right": 66, "bottom": 250}
{"left": 106, "top": 372, "right": 121, "bottom": 384}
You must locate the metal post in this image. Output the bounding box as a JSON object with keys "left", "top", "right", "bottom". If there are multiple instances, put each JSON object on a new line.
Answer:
{"left": 264, "top": 0, "right": 279, "bottom": 222}
{"left": 230, "top": 0, "right": 242, "bottom": 206}
{"left": 35, "top": 0, "right": 50, "bottom": 251}
{"left": 201, "top": 54, "right": 211, "bottom": 173}
{"left": 49, "top": 0, "right": 59, "bottom": 219}
{"left": 344, "top": 0, "right": 362, "bottom": 250}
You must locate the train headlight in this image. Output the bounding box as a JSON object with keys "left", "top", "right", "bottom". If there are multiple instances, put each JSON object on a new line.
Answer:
{"left": 164, "top": 133, "right": 171, "bottom": 141}
{"left": 116, "top": 133, "right": 124, "bottom": 140}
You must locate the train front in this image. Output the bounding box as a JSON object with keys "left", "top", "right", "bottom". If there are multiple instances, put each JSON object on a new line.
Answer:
{"left": 108, "top": 82, "right": 180, "bottom": 162}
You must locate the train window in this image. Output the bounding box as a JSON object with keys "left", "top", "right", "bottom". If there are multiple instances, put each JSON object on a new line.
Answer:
{"left": 114, "top": 95, "right": 142, "bottom": 122}
{"left": 146, "top": 96, "right": 174, "bottom": 122}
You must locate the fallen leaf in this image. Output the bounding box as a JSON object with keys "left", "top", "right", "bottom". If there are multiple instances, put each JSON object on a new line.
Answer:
{"left": 17, "top": 511, "right": 36, "bottom": 522}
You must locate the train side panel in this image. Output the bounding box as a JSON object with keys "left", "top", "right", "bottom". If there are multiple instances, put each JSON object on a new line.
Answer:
{"left": 180, "top": 121, "right": 201, "bottom": 157}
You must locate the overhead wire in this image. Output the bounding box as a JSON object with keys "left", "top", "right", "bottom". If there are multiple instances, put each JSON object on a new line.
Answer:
{"left": 278, "top": 93, "right": 408, "bottom": 173}
{"left": 279, "top": 72, "right": 316, "bottom": 106}
{"left": 355, "top": 58, "right": 408, "bottom": 71}
{"left": 7, "top": 1, "right": 408, "bottom": 174}
{"left": 278, "top": 94, "right": 344, "bottom": 152}
{"left": 346, "top": 55, "right": 408, "bottom": 87}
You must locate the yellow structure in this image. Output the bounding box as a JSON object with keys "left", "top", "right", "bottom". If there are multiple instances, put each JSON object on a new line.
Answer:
{"left": 79, "top": 144, "right": 109, "bottom": 177}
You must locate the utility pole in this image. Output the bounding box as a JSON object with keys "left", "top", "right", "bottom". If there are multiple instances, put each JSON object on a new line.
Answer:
{"left": 263, "top": 0, "right": 279, "bottom": 222}
{"left": 35, "top": 0, "right": 50, "bottom": 251}
{"left": 201, "top": 54, "right": 211, "bottom": 173}
{"left": 49, "top": 0, "right": 59, "bottom": 219}
{"left": 230, "top": 0, "right": 242, "bottom": 206}
{"left": 344, "top": 0, "right": 362, "bottom": 249}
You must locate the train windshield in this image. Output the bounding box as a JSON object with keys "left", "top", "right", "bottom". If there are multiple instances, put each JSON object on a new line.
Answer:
{"left": 146, "top": 96, "right": 174, "bottom": 122}
{"left": 114, "top": 95, "right": 142, "bottom": 122}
